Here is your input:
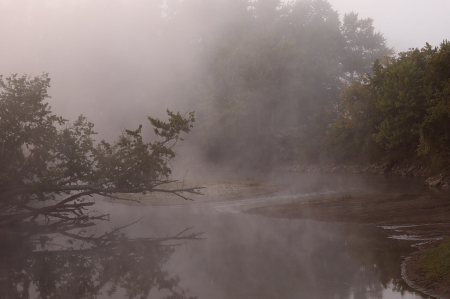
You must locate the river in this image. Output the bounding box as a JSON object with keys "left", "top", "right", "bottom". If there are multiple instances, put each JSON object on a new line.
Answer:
{"left": 1, "top": 173, "right": 438, "bottom": 299}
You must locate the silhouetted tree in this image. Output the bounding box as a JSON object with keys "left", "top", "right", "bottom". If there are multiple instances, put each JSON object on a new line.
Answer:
{"left": 0, "top": 74, "right": 200, "bottom": 228}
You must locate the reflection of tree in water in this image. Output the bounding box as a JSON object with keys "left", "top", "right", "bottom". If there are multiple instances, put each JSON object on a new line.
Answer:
{"left": 342, "top": 224, "right": 430, "bottom": 299}
{"left": 0, "top": 219, "right": 201, "bottom": 299}
{"left": 191, "top": 218, "right": 425, "bottom": 299}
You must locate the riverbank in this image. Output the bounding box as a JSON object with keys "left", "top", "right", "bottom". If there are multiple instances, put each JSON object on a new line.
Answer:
{"left": 107, "top": 180, "right": 285, "bottom": 206}
{"left": 402, "top": 240, "right": 450, "bottom": 299}
{"left": 274, "top": 162, "right": 450, "bottom": 188}
{"left": 245, "top": 193, "right": 450, "bottom": 298}
{"left": 188, "top": 161, "right": 450, "bottom": 187}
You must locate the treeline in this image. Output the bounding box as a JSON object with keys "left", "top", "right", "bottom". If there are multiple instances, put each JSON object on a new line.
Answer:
{"left": 326, "top": 41, "right": 450, "bottom": 169}
{"left": 4, "top": 0, "right": 448, "bottom": 170}
{"left": 164, "top": 0, "right": 393, "bottom": 168}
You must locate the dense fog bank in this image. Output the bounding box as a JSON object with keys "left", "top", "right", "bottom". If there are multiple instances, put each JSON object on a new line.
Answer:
{"left": 3, "top": 0, "right": 450, "bottom": 173}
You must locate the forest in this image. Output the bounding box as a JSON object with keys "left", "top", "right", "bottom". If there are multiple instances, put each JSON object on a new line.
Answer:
{"left": 326, "top": 41, "right": 450, "bottom": 168}
{"left": 161, "top": 0, "right": 449, "bottom": 171}
{"left": 3, "top": 0, "right": 449, "bottom": 172}
{"left": 165, "top": 0, "right": 395, "bottom": 167}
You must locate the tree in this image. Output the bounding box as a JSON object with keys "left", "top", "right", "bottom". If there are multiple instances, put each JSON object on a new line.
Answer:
{"left": 322, "top": 77, "right": 383, "bottom": 163}
{"left": 176, "top": 0, "right": 394, "bottom": 167}
{"left": 193, "top": 0, "right": 343, "bottom": 165}
{"left": 0, "top": 74, "right": 200, "bottom": 227}
{"left": 158, "top": 0, "right": 396, "bottom": 167}
{"left": 326, "top": 41, "right": 450, "bottom": 167}
{"left": 418, "top": 41, "right": 450, "bottom": 167}
{"left": 371, "top": 48, "right": 430, "bottom": 157}
{"left": 199, "top": 30, "right": 297, "bottom": 165}
{"left": 340, "top": 12, "right": 394, "bottom": 82}
{"left": 326, "top": 49, "right": 431, "bottom": 162}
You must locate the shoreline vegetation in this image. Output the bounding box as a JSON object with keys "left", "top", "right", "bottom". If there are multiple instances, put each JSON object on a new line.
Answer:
{"left": 185, "top": 41, "right": 450, "bottom": 177}
{"left": 403, "top": 238, "right": 450, "bottom": 299}
{"left": 245, "top": 193, "right": 450, "bottom": 299}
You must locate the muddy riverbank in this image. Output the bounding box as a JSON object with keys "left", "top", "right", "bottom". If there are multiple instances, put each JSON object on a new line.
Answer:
{"left": 402, "top": 242, "right": 450, "bottom": 299}
{"left": 190, "top": 161, "right": 450, "bottom": 187}
{"left": 107, "top": 180, "right": 285, "bottom": 206}
{"left": 274, "top": 162, "right": 450, "bottom": 188}
{"left": 246, "top": 193, "right": 450, "bottom": 298}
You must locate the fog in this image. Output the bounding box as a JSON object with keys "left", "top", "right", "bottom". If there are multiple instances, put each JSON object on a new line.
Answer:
{"left": 327, "top": 0, "right": 450, "bottom": 53}
{"left": 1, "top": 2, "right": 448, "bottom": 298}
{"left": 2, "top": 0, "right": 448, "bottom": 154}
{"left": 1, "top": 1, "right": 176, "bottom": 139}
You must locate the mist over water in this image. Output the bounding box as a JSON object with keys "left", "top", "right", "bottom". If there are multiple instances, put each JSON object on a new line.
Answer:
{"left": 101, "top": 172, "right": 435, "bottom": 299}
{"left": 1, "top": 172, "right": 433, "bottom": 299}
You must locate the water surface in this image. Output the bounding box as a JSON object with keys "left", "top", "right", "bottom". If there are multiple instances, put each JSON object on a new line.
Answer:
{"left": 1, "top": 173, "right": 434, "bottom": 298}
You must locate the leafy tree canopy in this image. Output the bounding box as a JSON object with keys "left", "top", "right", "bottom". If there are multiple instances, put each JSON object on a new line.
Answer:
{"left": 327, "top": 40, "right": 450, "bottom": 168}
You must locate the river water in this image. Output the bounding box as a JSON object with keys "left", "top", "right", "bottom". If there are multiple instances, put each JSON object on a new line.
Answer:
{"left": 1, "top": 173, "right": 438, "bottom": 299}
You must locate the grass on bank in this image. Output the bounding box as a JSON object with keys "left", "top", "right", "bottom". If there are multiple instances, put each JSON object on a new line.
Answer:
{"left": 418, "top": 236, "right": 450, "bottom": 283}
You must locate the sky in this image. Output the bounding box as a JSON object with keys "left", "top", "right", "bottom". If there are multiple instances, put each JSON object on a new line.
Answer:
{"left": 326, "top": 0, "right": 450, "bottom": 53}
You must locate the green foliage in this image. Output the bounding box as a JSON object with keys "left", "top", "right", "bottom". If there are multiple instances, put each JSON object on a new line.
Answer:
{"left": 341, "top": 12, "right": 394, "bottom": 81}
{"left": 0, "top": 74, "right": 196, "bottom": 226}
{"left": 418, "top": 41, "right": 450, "bottom": 168}
{"left": 322, "top": 78, "right": 383, "bottom": 162}
{"left": 372, "top": 51, "right": 428, "bottom": 156}
{"left": 418, "top": 236, "right": 450, "bottom": 283}
{"left": 327, "top": 41, "right": 450, "bottom": 166}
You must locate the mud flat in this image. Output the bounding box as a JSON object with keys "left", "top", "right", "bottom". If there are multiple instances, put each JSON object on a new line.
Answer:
{"left": 246, "top": 193, "right": 450, "bottom": 298}
{"left": 106, "top": 180, "right": 285, "bottom": 206}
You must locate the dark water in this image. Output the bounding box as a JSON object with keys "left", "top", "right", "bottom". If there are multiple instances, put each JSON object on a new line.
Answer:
{"left": 1, "top": 173, "right": 436, "bottom": 299}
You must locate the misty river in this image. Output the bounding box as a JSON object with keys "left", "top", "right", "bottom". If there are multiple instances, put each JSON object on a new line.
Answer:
{"left": 1, "top": 173, "right": 437, "bottom": 299}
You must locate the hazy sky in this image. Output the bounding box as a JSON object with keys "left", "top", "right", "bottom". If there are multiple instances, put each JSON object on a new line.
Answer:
{"left": 327, "top": 0, "right": 450, "bottom": 53}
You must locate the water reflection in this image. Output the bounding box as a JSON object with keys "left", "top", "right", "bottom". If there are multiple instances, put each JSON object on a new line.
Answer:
{"left": 140, "top": 206, "right": 429, "bottom": 299}
{"left": 0, "top": 219, "right": 201, "bottom": 299}
{"left": 0, "top": 171, "right": 436, "bottom": 299}
{"left": 342, "top": 224, "right": 426, "bottom": 299}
